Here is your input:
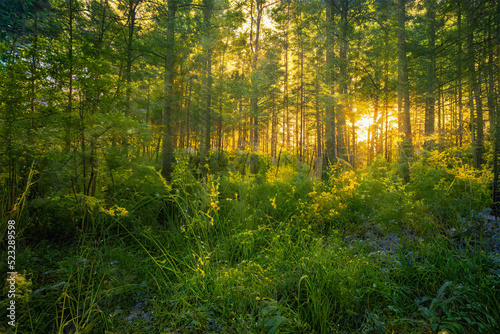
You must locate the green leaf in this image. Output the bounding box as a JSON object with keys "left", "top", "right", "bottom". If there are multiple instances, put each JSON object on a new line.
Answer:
{"left": 265, "top": 315, "right": 288, "bottom": 334}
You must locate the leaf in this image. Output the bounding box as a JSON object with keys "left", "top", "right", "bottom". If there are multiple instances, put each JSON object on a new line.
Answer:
{"left": 261, "top": 306, "right": 278, "bottom": 316}
{"left": 490, "top": 269, "right": 500, "bottom": 276}
{"left": 265, "top": 315, "right": 288, "bottom": 334}
{"left": 430, "top": 281, "right": 453, "bottom": 311}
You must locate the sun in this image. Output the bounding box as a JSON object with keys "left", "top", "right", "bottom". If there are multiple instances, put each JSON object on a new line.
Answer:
{"left": 355, "top": 108, "right": 374, "bottom": 143}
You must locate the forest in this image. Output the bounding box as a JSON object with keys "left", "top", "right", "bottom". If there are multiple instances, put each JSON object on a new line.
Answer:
{"left": 1, "top": 0, "right": 500, "bottom": 332}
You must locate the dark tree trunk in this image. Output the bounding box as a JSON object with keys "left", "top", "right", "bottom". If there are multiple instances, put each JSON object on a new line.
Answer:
{"left": 125, "top": 0, "right": 140, "bottom": 117}
{"left": 457, "top": 0, "right": 464, "bottom": 147}
{"left": 250, "top": 0, "right": 263, "bottom": 151}
{"left": 162, "top": 0, "right": 177, "bottom": 179}
{"left": 337, "top": 0, "right": 348, "bottom": 162}
{"left": 424, "top": 0, "right": 436, "bottom": 136}
{"left": 201, "top": 0, "right": 213, "bottom": 157}
{"left": 324, "top": 0, "right": 336, "bottom": 169}
{"left": 398, "top": 0, "right": 412, "bottom": 183}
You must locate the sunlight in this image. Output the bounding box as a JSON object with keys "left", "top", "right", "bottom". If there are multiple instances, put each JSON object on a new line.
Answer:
{"left": 355, "top": 108, "right": 375, "bottom": 143}
{"left": 357, "top": 116, "right": 373, "bottom": 143}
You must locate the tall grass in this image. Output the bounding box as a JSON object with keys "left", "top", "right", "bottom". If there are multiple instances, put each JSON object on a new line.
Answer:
{"left": 7, "top": 149, "right": 500, "bottom": 333}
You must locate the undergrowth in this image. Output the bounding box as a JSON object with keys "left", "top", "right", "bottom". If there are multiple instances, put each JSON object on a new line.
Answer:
{"left": 1, "top": 148, "right": 499, "bottom": 333}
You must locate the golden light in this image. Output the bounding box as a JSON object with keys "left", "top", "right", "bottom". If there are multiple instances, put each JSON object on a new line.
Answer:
{"left": 353, "top": 107, "right": 375, "bottom": 143}
{"left": 357, "top": 115, "right": 374, "bottom": 143}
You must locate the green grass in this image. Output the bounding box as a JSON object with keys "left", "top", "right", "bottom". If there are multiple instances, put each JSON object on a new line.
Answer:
{"left": 2, "top": 149, "right": 500, "bottom": 333}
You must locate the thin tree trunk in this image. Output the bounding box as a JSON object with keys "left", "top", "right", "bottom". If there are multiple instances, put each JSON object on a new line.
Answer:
{"left": 315, "top": 67, "right": 322, "bottom": 158}
{"left": 324, "top": 1, "right": 336, "bottom": 169}
{"left": 372, "top": 94, "right": 379, "bottom": 162}
{"left": 458, "top": 0, "right": 464, "bottom": 147}
{"left": 162, "top": 0, "right": 177, "bottom": 179}
{"left": 398, "top": 0, "right": 412, "bottom": 183}
{"left": 250, "top": 0, "right": 263, "bottom": 151}
{"left": 487, "top": 17, "right": 496, "bottom": 138}
{"left": 337, "top": 0, "right": 349, "bottom": 161}
{"left": 125, "top": 0, "right": 139, "bottom": 117}
{"left": 398, "top": 0, "right": 412, "bottom": 139}
{"left": 467, "top": 4, "right": 484, "bottom": 168}
{"left": 424, "top": 0, "right": 436, "bottom": 136}
{"left": 271, "top": 87, "right": 277, "bottom": 158}
{"left": 492, "top": 0, "right": 500, "bottom": 212}
{"left": 283, "top": 5, "right": 290, "bottom": 149}
{"left": 201, "top": 0, "right": 213, "bottom": 157}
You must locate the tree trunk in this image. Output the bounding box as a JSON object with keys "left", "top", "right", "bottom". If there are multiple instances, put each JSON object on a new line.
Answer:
{"left": 125, "top": 0, "right": 139, "bottom": 117}
{"left": 398, "top": 0, "right": 412, "bottom": 183}
{"left": 398, "top": 0, "right": 411, "bottom": 139}
{"left": 467, "top": 3, "right": 484, "bottom": 168}
{"left": 492, "top": 0, "right": 500, "bottom": 213}
{"left": 315, "top": 66, "right": 322, "bottom": 158}
{"left": 250, "top": 0, "right": 263, "bottom": 151}
{"left": 324, "top": 1, "right": 336, "bottom": 169}
{"left": 271, "top": 87, "right": 277, "bottom": 159}
{"left": 371, "top": 94, "right": 379, "bottom": 163}
{"left": 487, "top": 17, "right": 496, "bottom": 138}
{"left": 201, "top": 0, "right": 213, "bottom": 157}
{"left": 424, "top": 0, "right": 436, "bottom": 136}
{"left": 457, "top": 0, "right": 464, "bottom": 147}
{"left": 337, "top": 0, "right": 348, "bottom": 162}
{"left": 162, "top": 0, "right": 177, "bottom": 179}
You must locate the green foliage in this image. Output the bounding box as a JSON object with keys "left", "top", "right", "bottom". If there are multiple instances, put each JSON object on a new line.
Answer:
{"left": 27, "top": 196, "right": 80, "bottom": 243}
{"left": 9, "top": 149, "right": 500, "bottom": 334}
{"left": 410, "top": 149, "right": 493, "bottom": 224}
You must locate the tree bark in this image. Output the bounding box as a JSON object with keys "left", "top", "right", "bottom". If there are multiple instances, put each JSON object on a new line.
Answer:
{"left": 337, "top": 0, "right": 348, "bottom": 162}
{"left": 424, "top": 0, "right": 436, "bottom": 136}
{"left": 467, "top": 3, "right": 484, "bottom": 168}
{"left": 125, "top": 0, "right": 140, "bottom": 117}
{"left": 162, "top": 0, "right": 177, "bottom": 179}
{"left": 457, "top": 0, "right": 464, "bottom": 147}
{"left": 398, "top": 0, "right": 412, "bottom": 183}
{"left": 250, "top": 0, "right": 264, "bottom": 151}
{"left": 201, "top": 0, "right": 213, "bottom": 157}
{"left": 398, "top": 0, "right": 411, "bottom": 139}
{"left": 324, "top": 0, "right": 336, "bottom": 168}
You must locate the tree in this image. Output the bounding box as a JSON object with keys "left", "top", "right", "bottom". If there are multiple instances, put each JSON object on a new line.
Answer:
{"left": 323, "top": 0, "right": 337, "bottom": 169}
{"left": 161, "top": 0, "right": 177, "bottom": 179}
{"left": 397, "top": 0, "right": 412, "bottom": 183}
{"left": 424, "top": 0, "right": 436, "bottom": 137}
{"left": 249, "top": 0, "right": 265, "bottom": 151}
{"left": 465, "top": 0, "right": 484, "bottom": 168}
{"left": 200, "top": 0, "right": 214, "bottom": 157}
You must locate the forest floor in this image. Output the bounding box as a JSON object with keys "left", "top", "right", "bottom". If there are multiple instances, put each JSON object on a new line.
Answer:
{"left": 2, "top": 150, "right": 500, "bottom": 334}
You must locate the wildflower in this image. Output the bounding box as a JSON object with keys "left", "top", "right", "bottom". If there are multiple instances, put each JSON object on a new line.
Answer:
{"left": 115, "top": 206, "right": 129, "bottom": 217}
{"left": 270, "top": 197, "right": 277, "bottom": 209}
